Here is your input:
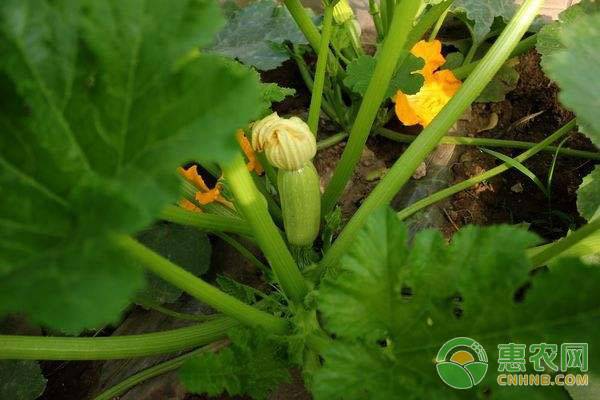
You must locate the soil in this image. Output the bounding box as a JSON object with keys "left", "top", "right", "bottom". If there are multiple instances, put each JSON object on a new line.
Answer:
{"left": 33, "top": 50, "right": 596, "bottom": 399}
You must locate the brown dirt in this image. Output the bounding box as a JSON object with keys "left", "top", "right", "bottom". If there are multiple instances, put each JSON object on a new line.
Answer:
{"left": 444, "top": 51, "right": 595, "bottom": 240}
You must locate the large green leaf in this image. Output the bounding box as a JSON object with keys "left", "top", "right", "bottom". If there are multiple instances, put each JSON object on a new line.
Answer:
{"left": 536, "top": 0, "right": 600, "bottom": 71}
{"left": 0, "top": 360, "right": 46, "bottom": 400}
{"left": 544, "top": 11, "right": 600, "bottom": 147}
{"left": 315, "top": 208, "right": 600, "bottom": 399}
{"left": 210, "top": 0, "right": 308, "bottom": 70}
{"left": 577, "top": 165, "right": 600, "bottom": 221}
{"left": 452, "top": 0, "right": 517, "bottom": 43}
{"left": 0, "top": 0, "right": 262, "bottom": 333}
{"left": 137, "top": 223, "right": 212, "bottom": 304}
{"left": 179, "top": 328, "right": 290, "bottom": 399}
{"left": 344, "top": 54, "right": 424, "bottom": 98}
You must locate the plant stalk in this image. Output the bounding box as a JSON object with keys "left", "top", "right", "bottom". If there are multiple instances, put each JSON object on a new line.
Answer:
{"left": 112, "top": 234, "right": 289, "bottom": 334}
{"left": 395, "top": 119, "right": 576, "bottom": 220}
{"left": 221, "top": 154, "right": 309, "bottom": 302}
{"left": 308, "top": 5, "right": 335, "bottom": 135}
{"left": 0, "top": 317, "right": 238, "bottom": 360}
{"left": 320, "top": 0, "right": 545, "bottom": 272}
{"left": 321, "top": 0, "right": 422, "bottom": 215}
{"left": 160, "top": 205, "right": 252, "bottom": 236}
{"left": 530, "top": 219, "right": 600, "bottom": 268}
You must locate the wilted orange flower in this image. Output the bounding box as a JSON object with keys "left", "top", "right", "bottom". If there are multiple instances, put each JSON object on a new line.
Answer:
{"left": 395, "top": 40, "right": 462, "bottom": 127}
{"left": 236, "top": 129, "right": 263, "bottom": 175}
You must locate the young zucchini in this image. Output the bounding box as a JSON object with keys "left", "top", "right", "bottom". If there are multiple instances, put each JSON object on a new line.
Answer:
{"left": 252, "top": 113, "right": 321, "bottom": 247}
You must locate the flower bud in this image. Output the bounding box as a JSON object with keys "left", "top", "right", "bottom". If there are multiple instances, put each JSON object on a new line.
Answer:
{"left": 251, "top": 112, "right": 316, "bottom": 171}
{"left": 333, "top": 0, "right": 354, "bottom": 24}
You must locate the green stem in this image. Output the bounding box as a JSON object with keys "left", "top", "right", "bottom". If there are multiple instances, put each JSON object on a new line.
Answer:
{"left": 368, "top": 0, "right": 384, "bottom": 41}
{"left": 407, "top": 0, "right": 454, "bottom": 46}
{"left": 321, "top": 0, "right": 422, "bottom": 215}
{"left": 452, "top": 33, "right": 538, "bottom": 80}
{"left": 222, "top": 154, "right": 309, "bottom": 302}
{"left": 0, "top": 317, "right": 238, "bottom": 360}
{"left": 395, "top": 119, "right": 576, "bottom": 220}
{"left": 320, "top": 0, "right": 545, "bottom": 272}
{"left": 112, "top": 234, "right": 289, "bottom": 334}
{"left": 93, "top": 341, "right": 229, "bottom": 400}
{"left": 308, "top": 5, "right": 335, "bottom": 136}
{"left": 214, "top": 232, "right": 271, "bottom": 275}
{"left": 343, "top": 19, "right": 364, "bottom": 55}
{"left": 252, "top": 173, "right": 283, "bottom": 224}
{"left": 377, "top": 127, "right": 600, "bottom": 160}
{"left": 429, "top": 6, "right": 449, "bottom": 41}
{"left": 530, "top": 219, "right": 600, "bottom": 267}
{"left": 317, "top": 132, "right": 349, "bottom": 150}
{"left": 160, "top": 205, "right": 252, "bottom": 236}
{"left": 291, "top": 45, "right": 342, "bottom": 125}
{"left": 386, "top": 0, "right": 396, "bottom": 29}
{"left": 137, "top": 299, "right": 219, "bottom": 323}
{"left": 527, "top": 229, "right": 600, "bottom": 261}
{"left": 463, "top": 39, "right": 480, "bottom": 65}
{"left": 283, "top": 0, "right": 322, "bottom": 51}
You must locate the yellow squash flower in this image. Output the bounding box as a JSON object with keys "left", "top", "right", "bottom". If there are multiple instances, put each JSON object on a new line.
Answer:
{"left": 395, "top": 40, "right": 462, "bottom": 127}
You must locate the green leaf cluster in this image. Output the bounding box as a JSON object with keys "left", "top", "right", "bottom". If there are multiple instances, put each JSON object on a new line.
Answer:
{"left": 344, "top": 54, "right": 425, "bottom": 98}
{"left": 314, "top": 208, "right": 600, "bottom": 399}
{"left": 179, "top": 328, "right": 290, "bottom": 399}
{"left": 0, "top": 0, "right": 263, "bottom": 333}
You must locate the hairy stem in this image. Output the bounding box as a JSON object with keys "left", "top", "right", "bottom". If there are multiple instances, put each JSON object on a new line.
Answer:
{"left": 222, "top": 154, "right": 308, "bottom": 302}
{"left": 113, "top": 234, "right": 289, "bottom": 334}
{"left": 0, "top": 317, "right": 238, "bottom": 360}
{"left": 320, "top": 0, "right": 544, "bottom": 272}
{"left": 321, "top": 0, "right": 422, "bottom": 215}
{"left": 308, "top": 5, "right": 334, "bottom": 135}
{"left": 395, "top": 119, "right": 577, "bottom": 220}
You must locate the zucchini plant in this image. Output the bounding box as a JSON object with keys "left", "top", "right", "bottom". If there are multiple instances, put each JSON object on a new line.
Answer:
{"left": 0, "top": 0, "right": 599, "bottom": 399}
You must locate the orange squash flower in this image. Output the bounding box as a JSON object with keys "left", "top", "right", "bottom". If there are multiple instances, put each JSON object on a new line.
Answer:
{"left": 177, "top": 165, "right": 231, "bottom": 210}
{"left": 236, "top": 129, "right": 264, "bottom": 175}
{"left": 395, "top": 40, "right": 462, "bottom": 127}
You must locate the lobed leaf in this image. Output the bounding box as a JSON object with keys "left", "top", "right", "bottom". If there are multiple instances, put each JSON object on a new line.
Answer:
{"left": 0, "top": 0, "right": 262, "bottom": 332}
{"left": 452, "top": 0, "right": 517, "bottom": 43}
{"left": 315, "top": 208, "right": 600, "bottom": 399}
{"left": 544, "top": 11, "right": 600, "bottom": 147}
{"left": 210, "top": 0, "right": 308, "bottom": 70}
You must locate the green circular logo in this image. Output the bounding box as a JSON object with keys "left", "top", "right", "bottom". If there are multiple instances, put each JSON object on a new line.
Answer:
{"left": 436, "top": 337, "right": 488, "bottom": 389}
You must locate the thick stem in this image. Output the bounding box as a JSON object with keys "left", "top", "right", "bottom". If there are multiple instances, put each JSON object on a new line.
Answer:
{"left": 308, "top": 5, "right": 334, "bottom": 136}
{"left": 93, "top": 341, "right": 229, "bottom": 400}
{"left": 320, "top": 0, "right": 544, "bottom": 272}
{"left": 222, "top": 154, "right": 309, "bottom": 302}
{"left": 160, "top": 205, "right": 252, "bottom": 236}
{"left": 395, "top": 120, "right": 577, "bottom": 220}
{"left": 377, "top": 127, "right": 599, "bottom": 160}
{"left": 368, "top": 0, "right": 384, "bottom": 41}
{"left": 321, "top": 0, "right": 422, "bottom": 215}
{"left": 112, "top": 234, "right": 289, "bottom": 334}
{"left": 530, "top": 219, "right": 600, "bottom": 268}
{"left": 0, "top": 317, "right": 238, "bottom": 360}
